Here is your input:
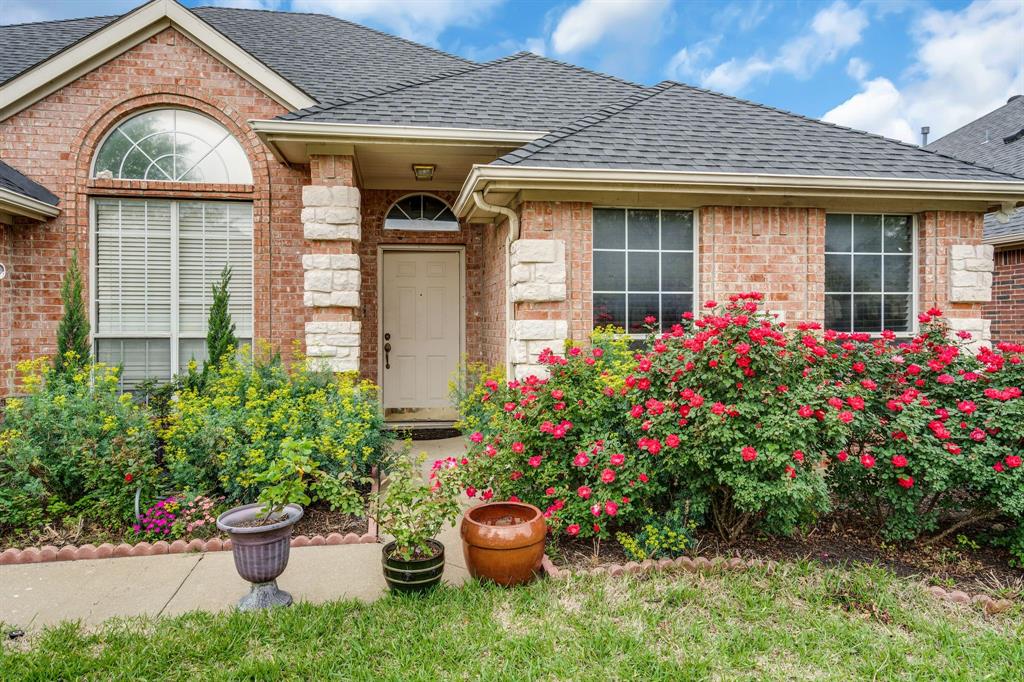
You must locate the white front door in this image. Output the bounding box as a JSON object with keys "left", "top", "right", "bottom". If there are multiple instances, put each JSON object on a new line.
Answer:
{"left": 380, "top": 250, "right": 462, "bottom": 420}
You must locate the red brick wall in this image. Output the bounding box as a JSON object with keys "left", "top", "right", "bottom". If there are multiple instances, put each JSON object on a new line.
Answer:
{"left": 480, "top": 217, "right": 507, "bottom": 368}
{"left": 985, "top": 247, "right": 1024, "bottom": 342}
{"left": 699, "top": 206, "right": 826, "bottom": 323}
{"left": 0, "top": 28, "right": 309, "bottom": 393}
{"left": 357, "top": 190, "right": 484, "bottom": 382}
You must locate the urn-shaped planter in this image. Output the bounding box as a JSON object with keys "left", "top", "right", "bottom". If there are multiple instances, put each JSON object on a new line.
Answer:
{"left": 461, "top": 502, "right": 546, "bottom": 586}
{"left": 216, "top": 502, "right": 303, "bottom": 611}
{"left": 381, "top": 539, "right": 445, "bottom": 593}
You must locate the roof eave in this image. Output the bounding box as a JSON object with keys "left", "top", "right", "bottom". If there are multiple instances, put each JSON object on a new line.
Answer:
{"left": 0, "top": 0, "right": 316, "bottom": 122}
{"left": 0, "top": 187, "right": 61, "bottom": 222}
{"left": 454, "top": 164, "right": 1024, "bottom": 218}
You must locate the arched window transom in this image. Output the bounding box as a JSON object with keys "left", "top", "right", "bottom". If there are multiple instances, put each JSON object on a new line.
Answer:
{"left": 385, "top": 194, "right": 459, "bottom": 232}
{"left": 93, "top": 109, "right": 253, "bottom": 184}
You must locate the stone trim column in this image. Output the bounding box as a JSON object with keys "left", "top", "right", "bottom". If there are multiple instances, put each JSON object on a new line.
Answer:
{"left": 948, "top": 244, "right": 994, "bottom": 351}
{"left": 302, "top": 156, "right": 361, "bottom": 372}
{"left": 508, "top": 238, "right": 569, "bottom": 379}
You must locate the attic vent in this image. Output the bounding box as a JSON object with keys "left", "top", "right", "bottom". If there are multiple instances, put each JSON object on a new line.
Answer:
{"left": 1004, "top": 128, "right": 1024, "bottom": 145}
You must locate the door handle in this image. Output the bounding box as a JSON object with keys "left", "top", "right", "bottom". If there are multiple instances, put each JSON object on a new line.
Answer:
{"left": 384, "top": 342, "right": 392, "bottom": 369}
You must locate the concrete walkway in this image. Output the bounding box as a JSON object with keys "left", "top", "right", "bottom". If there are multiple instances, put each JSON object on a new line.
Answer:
{"left": 0, "top": 437, "right": 468, "bottom": 631}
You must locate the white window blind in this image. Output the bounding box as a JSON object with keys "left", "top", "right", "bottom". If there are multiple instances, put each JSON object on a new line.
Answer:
{"left": 92, "top": 198, "right": 253, "bottom": 386}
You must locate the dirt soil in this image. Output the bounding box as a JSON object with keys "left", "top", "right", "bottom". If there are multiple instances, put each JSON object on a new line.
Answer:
{"left": 552, "top": 513, "right": 1023, "bottom": 595}
{"left": 0, "top": 502, "right": 368, "bottom": 550}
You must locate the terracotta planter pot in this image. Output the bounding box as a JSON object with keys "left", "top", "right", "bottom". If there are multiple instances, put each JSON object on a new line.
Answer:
{"left": 382, "top": 540, "right": 445, "bottom": 593}
{"left": 460, "top": 502, "right": 546, "bottom": 586}
{"left": 216, "top": 502, "right": 303, "bottom": 610}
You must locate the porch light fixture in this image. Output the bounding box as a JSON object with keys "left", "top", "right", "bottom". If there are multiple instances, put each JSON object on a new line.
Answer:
{"left": 412, "top": 164, "right": 435, "bottom": 181}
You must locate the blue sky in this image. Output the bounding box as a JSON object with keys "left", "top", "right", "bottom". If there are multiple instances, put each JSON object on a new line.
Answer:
{"left": 3, "top": 0, "right": 1022, "bottom": 143}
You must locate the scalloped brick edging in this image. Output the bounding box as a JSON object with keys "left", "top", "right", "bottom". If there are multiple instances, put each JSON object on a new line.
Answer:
{"left": 0, "top": 533, "right": 379, "bottom": 566}
{"left": 540, "top": 554, "right": 1016, "bottom": 615}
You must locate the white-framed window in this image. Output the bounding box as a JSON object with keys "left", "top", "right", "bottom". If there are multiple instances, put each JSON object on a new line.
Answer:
{"left": 384, "top": 193, "right": 459, "bottom": 231}
{"left": 592, "top": 208, "right": 696, "bottom": 333}
{"left": 91, "top": 198, "right": 254, "bottom": 387}
{"left": 825, "top": 213, "right": 916, "bottom": 334}
{"left": 92, "top": 109, "right": 253, "bottom": 184}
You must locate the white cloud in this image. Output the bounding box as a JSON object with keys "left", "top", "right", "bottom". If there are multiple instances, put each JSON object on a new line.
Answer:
{"left": 550, "top": 0, "right": 671, "bottom": 55}
{"left": 665, "top": 38, "right": 719, "bottom": 81}
{"left": 204, "top": 0, "right": 285, "bottom": 9}
{"left": 669, "top": 0, "right": 868, "bottom": 93}
{"left": 846, "top": 57, "right": 870, "bottom": 81}
{"left": 824, "top": 0, "right": 1024, "bottom": 143}
{"left": 291, "top": 0, "right": 503, "bottom": 45}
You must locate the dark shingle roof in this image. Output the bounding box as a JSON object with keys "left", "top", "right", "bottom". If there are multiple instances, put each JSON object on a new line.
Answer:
{"left": 0, "top": 15, "right": 118, "bottom": 84}
{"left": 278, "top": 52, "right": 643, "bottom": 130}
{"left": 0, "top": 6, "right": 472, "bottom": 104}
{"left": 0, "top": 160, "right": 59, "bottom": 206}
{"left": 494, "top": 82, "right": 1024, "bottom": 182}
{"left": 926, "top": 96, "right": 1024, "bottom": 243}
{"left": 926, "top": 96, "right": 1024, "bottom": 176}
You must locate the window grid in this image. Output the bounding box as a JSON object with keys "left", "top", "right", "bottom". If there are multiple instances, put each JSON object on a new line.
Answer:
{"left": 593, "top": 208, "right": 696, "bottom": 333}
{"left": 824, "top": 213, "right": 916, "bottom": 334}
{"left": 91, "top": 198, "right": 254, "bottom": 387}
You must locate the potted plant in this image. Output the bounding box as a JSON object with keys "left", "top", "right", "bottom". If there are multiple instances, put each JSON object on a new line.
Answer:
{"left": 371, "top": 454, "right": 463, "bottom": 593}
{"left": 461, "top": 501, "right": 547, "bottom": 586}
{"left": 217, "top": 438, "right": 362, "bottom": 610}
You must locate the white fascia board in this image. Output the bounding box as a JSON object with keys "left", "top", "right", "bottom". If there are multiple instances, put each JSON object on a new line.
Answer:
{"left": 454, "top": 164, "right": 1024, "bottom": 216}
{"left": 0, "top": 0, "right": 315, "bottom": 121}
{"left": 251, "top": 119, "right": 546, "bottom": 146}
{"left": 0, "top": 188, "right": 61, "bottom": 221}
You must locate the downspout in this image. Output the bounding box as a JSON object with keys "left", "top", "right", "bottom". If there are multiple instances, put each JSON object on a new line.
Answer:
{"left": 472, "top": 190, "right": 519, "bottom": 378}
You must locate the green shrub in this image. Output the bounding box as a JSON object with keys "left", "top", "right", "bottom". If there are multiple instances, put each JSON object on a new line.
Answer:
{"left": 162, "top": 346, "right": 392, "bottom": 505}
{"left": 55, "top": 252, "right": 90, "bottom": 375}
{"left": 0, "top": 358, "right": 159, "bottom": 532}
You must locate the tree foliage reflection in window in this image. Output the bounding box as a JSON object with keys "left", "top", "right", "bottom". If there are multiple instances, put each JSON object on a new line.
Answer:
{"left": 92, "top": 109, "right": 253, "bottom": 184}
{"left": 384, "top": 194, "right": 459, "bottom": 231}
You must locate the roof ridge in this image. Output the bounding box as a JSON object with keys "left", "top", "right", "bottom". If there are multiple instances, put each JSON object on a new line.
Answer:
{"left": 0, "top": 14, "right": 117, "bottom": 28}
{"left": 192, "top": 5, "right": 474, "bottom": 70}
{"left": 666, "top": 80, "right": 1024, "bottom": 183}
{"left": 509, "top": 51, "right": 645, "bottom": 90}
{"left": 496, "top": 82, "right": 675, "bottom": 166}
{"left": 283, "top": 53, "right": 530, "bottom": 119}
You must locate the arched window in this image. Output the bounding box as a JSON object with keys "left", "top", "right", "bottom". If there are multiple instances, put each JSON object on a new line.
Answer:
{"left": 384, "top": 194, "right": 459, "bottom": 232}
{"left": 92, "top": 109, "right": 253, "bottom": 184}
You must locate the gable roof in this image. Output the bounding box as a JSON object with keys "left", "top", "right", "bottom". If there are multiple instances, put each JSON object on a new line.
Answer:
{"left": 0, "top": 4, "right": 472, "bottom": 107}
{"left": 925, "top": 96, "right": 1024, "bottom": 245}
{"left": 494, "top": 82, "right": 1022, "bottom": 182}
{"left": 278, "top": 52, "right": 642, "bottom": 131}
{"left": 0, "top": 160, "right": 58, "bottom": 206}
{"left": 925, "top": 96, "right": 1024, "bottom": 176}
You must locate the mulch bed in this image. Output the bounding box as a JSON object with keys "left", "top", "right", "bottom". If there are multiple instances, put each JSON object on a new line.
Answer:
{"left": 551, "top": 513, "right": 1021, "bottom": 595}
{"left": 0, "top": 502, "right": 367, "bottom": 552}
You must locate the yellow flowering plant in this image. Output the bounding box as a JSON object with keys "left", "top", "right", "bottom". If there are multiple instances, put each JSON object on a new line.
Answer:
{"left": 0, "top": 355, "right": 159, "bottom": 533}
{"left": 162, "top": 346, "right": 392, "bottom": 506}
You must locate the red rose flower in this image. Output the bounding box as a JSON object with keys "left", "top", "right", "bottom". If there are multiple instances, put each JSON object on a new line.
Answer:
{"left": 124, "top": 473, "right": 134, "bottom": 483}
{"left": 600, "top": 468, "right": 616, "bottom": 484}
{"left": 897, "top": 476, "right": 914, "bottom": 489}
{"left": 566, "top": 524, "right": 581, "bottom": 536}
{"left": 741, "top": 446, "right": 757, "bottom": 462}
{"left": 891, "top": 455, "right": 908, "bottom": 468}
{"left": 860, "top": 454, "right": 875, "bottom": 468}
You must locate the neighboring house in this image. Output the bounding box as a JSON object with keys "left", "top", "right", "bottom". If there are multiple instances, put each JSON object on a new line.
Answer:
{"left": 1, "top": 0, "right": 1023, "bottom": 423}
{"left": 926, "top": 95, "right": 1024, "bottom": 343}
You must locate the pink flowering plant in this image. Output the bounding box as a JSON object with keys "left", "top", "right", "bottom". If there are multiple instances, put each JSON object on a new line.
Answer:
{"left": 133, "top": 494, "right": 223, "bottom": 540}
{"left": 817, "top": 310, "right": 1024, "bottom": 550}
{"left": 457, "top": 334, "right": 663, "bottom": 540}
{"left": 626, "top": 293, "right": 848, "bottom": 540}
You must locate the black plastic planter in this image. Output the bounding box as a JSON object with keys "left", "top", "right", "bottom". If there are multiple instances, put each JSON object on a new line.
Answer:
{"left": 216, "top": 502, "right": 303, "bottom": 611}
{"left": 382, "top": 540, "right": 445, "bottom": 593}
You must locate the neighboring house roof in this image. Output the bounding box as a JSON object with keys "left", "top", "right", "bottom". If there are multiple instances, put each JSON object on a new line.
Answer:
{"left": 0, "top": 6, "right": 473, "bottom": 105}
{"left": 0, "top": 159, "right": 59, "bottom": 206}
{"left": 278, "top": 52, "right": 643, "bottom": 131}
{"left": 926, "top": 96, "right": 1024, "bottom": 244}
{"left": 494, "top": 82, "right": 1021, "bottom": 182}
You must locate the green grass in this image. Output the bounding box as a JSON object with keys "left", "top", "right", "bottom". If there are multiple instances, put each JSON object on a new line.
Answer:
{"left": 2, "top": 562, "right": 1022, "bottom": 681}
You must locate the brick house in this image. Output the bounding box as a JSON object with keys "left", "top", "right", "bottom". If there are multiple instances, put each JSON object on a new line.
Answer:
{"left": 1, "top": 0, "right": 1023, "bottom": 424}
{"left": 926, "top": 95, "right": 1024, "bottom": 343}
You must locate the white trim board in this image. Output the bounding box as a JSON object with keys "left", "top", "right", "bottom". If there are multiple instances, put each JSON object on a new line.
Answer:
{"left": 0, "top": 0, "right": 316, "bottom": 122}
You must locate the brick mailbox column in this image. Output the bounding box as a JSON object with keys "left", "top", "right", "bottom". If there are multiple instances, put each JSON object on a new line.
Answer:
{"left": 301, "top": 155, "right": 361, "bottom": 372}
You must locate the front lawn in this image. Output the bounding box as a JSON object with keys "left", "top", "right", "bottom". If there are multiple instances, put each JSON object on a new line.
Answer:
{"left": 3, "top": 562, "right": 1021, "bottom": 680}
